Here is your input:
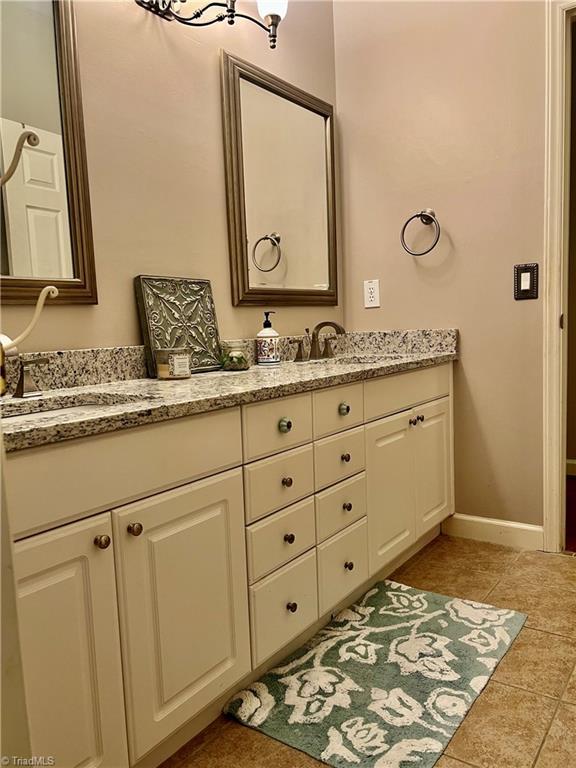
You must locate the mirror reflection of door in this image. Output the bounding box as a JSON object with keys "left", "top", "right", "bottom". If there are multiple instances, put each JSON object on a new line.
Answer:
{"left": 0, "top": 1, "right": 74, "bottom": 280}
{"left": 240, "top": 79, "right": 329, "bottom": 292}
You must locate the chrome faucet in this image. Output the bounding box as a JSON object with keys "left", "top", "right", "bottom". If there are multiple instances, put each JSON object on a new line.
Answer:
{"left": 309, "top": 321, "right": 346, "bottom": 360}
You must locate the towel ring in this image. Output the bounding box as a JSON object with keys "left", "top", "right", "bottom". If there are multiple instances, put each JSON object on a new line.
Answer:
{"left": 251, "top": 232, "right": 282, "bottom": 272}
{"left": 400, "top": 209, "right": 441, "bottom": 256}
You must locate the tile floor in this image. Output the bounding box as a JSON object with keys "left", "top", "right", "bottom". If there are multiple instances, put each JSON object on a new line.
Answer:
{"left": 161, "top": 535, "right": 576, "bottom": 768}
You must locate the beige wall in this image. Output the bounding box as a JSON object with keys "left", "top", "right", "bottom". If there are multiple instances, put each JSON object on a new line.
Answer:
{"left": 1, "top": 0, "right": 342, "bottom": 350}
{"left": 334, "top": 1, "right": 545, "bottom": 526}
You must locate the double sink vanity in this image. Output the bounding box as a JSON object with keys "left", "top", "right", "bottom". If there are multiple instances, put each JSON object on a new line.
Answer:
{"left": 3, "top": 333, "right": 456, "bottom": 768}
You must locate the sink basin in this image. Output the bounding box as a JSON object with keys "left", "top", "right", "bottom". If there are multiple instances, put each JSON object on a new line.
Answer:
{"left": 0, "top": 391, "right": 157, "bottom": 420}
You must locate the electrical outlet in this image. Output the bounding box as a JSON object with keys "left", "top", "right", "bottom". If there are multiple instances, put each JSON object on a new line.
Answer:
{"left": 363, "top": 279, "right": 380, "bottom": 308}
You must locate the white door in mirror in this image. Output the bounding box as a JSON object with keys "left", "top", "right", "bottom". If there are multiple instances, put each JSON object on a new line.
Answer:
{"left": 0, "top": 118, "right": 73, "bottom": 278}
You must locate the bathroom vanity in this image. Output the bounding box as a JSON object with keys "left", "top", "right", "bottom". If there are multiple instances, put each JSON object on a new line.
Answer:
{"left": 3, "top": 347, "right": 455, "bottom": 768}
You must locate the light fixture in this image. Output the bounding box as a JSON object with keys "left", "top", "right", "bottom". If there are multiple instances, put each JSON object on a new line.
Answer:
{"left": 136, "top": 0, "right": 288, "bottom": 49}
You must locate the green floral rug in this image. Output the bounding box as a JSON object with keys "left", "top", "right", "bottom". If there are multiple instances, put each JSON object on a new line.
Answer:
{"left": 225, "top": 580, "right": 525, "bottom": 768}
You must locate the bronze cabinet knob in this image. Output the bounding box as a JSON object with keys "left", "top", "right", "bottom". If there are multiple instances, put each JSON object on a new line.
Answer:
{"left": 343, "top": 502, "right": 353, "bottom": 512}
{"left": 94, "top": 534, "right": 111, "bottom": 550}
{"left": 286, "top": 602, "right": 298, "bottom": 613}
{"left": 278, "top": 417, "right": 293, "bottom": 434}
{"left": 284, "top": 533, "right": 296, "bottom": 544}
{"left": 344, "top": 561, "right": 354, "bottom": 571}
{"left": 338, "top": 402, "right": 351, "bottom": 416}
{"left": 127, "top": 522, "right": 143, "bottom": 536}
{"left": 409, "top": 417, "right": 418, "bottom": 426}
{"left": 341, "top": 453, "right": 351, "bottom": 463}
{"left": 282, "top": 476, "right": 294, "bottom": 488}
{"left": 417, "top": 414, "right": 425, "bottom": 422}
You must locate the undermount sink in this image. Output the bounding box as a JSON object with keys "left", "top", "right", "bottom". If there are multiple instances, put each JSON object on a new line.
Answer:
{"left": 0, "top": 391, "right": 157, "bottom": 420}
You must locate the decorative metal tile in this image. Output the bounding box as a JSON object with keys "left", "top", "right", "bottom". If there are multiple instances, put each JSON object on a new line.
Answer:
{"left": 134, "top": 275, "right": 222, "bottom": 376}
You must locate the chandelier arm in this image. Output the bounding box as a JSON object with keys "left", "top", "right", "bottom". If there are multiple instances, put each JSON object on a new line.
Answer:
{"left": 233, "top": 12, "right": 270, "bottom": 32}
{"left": 171, "top": 12, "right": 226, "bottom": 26}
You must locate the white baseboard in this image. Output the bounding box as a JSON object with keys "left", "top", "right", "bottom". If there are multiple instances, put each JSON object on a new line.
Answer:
{"left": 567, "top": 459, "right": 576, "bottom": 477}
{"left": 441, "top": 513, "right": 544, "bottom": 550}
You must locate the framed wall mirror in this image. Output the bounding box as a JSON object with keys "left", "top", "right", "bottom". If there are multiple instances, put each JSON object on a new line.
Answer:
{"left": 0, "top": 0, "right": 97, "bottom": 304}
{"left": 221, "top": 52, "right": 337, "bottom": 306}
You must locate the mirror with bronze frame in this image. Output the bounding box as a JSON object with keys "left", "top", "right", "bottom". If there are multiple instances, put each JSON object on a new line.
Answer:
{"left": 221, "top": 51, "right": 337, "bottom": 306}
{"left": 0, "top": 0, "right": 97, "bottom": 304}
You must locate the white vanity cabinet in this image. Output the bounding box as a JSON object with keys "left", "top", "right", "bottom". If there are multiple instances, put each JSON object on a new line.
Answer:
{"left": 412, "top": 397, "right": 453, "bottom": 535}
{"left": 241, "top": 382, "right": 371, "bottom": 667}
{"left": 366, "top": 410, "right": 415, "bottom": 570}
{"left": 366, "top": 382, "right": 453, "bottom": 574}
{"left": 13, "top": 513, "right": 129, "bottom": 768}
{"left": 111, "top": 469, "right": 251, "bottom": 763}
{"left": 6, "top": 360, "right": 455, "bottom": 768}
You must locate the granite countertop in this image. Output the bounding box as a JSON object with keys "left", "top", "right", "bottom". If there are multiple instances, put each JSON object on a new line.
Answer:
{"left": 1, "top": 350, "right": 456, "bottom": 453}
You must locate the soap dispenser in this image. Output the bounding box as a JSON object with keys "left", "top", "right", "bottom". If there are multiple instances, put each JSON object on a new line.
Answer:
{"left": 256, "top": 311, "right": 281, "bottom": 366}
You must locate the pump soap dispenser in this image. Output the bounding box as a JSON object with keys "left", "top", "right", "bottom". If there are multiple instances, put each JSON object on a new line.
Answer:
{"left": 256, "top": 311, "right": 281, "bottom": 366}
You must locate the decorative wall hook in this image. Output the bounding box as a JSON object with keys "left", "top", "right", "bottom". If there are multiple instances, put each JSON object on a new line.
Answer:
{"left": 0, "top": 130, "right": 39, "bottom": 188}
{"left": 136, "top": 0, "right": 288, "bottom": 49}
{"left": 0, "top": 285, "right": 59, "bottom": 356}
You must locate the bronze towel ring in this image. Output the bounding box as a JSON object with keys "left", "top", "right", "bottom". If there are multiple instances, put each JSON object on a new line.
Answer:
{"left": 400, "top": 209, "right": 441, "bottom": 256}
{"left": 251, "top": 232, "right": 282, "bottom": 272}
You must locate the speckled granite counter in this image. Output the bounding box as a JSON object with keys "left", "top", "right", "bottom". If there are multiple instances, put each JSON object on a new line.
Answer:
{"left": 1, "top": 345, "right": 457, "bottom": 452}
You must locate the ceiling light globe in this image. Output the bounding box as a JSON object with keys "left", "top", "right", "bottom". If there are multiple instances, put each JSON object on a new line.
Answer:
{"left": 257, "top": 0, "right": 288, "bottom": 21}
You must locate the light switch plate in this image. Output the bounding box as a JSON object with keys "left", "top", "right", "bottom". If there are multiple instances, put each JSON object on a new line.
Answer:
{"left": 514, "top": 263, "right": 539, "bottom": 300}
{"left": 364, "top": 279, "right": 380, "bottom": 308}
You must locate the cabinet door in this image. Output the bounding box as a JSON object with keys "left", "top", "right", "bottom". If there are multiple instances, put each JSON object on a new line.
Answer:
{"left": 113, "top": 469, "right": 251, "bottom": 761}
{"left": 413, "top": 397, "right": 453, "bottom": 536}
{"left": 14, "top": 514, "right": 129, "bottom": 768}
{"left": 366, "top": 410, "right": 415, "bottom": 574}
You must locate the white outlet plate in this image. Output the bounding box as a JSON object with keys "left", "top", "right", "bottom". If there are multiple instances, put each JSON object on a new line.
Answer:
{"left": 363, "top": 279, "right": 380, "bottom": 308}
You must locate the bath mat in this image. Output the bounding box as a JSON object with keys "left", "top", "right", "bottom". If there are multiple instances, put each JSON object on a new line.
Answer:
{"left": 225, "top": 580, "right": 525, "bottom": 768}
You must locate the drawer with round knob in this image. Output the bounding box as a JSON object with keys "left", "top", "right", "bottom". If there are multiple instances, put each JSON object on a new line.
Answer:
{"left": 313, "top": 425, "right": 366, "bottom": 491}
{"left": 312, "top": 383, "right": 364, "bottom": 439}
{"left": 249, "top": 549, "right": 318, "bottom": 667}
{"left": 317, "top": 518, "right": 368, "bottom": 616}
{"left": 243, "top": 444, "right": 314, "bottom": 523}
{"left": 242, "top": 393, "right": 313, "bottom": 462}
{"left": 246, "top": 497, "right": 316, "bottom": 583}
{"left": 315, "top": 472, "right": 367, "bottom": 543}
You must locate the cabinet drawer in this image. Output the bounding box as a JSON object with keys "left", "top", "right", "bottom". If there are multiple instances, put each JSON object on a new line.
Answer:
{"left": 317, "top": 518, "right": 368, "bottom": 616}
{"left": 244, "top": 444, "right": 314, "bottom": 523}
{"left": 246, "top": 497, "right": 316, "bottom": 583}
{"left": 314, "top": 426, "right": 365, "bottom": 491}
{"left": 313, "top": 383, "right": 364, "bottom": 439}
{"left": 250, "top": 550, "right": 318, "bottom": 667}
{"left": 364, "top": 363, "right": 451, "bottom": 422}
{"left": 315, "top": 472, "right": 366, "bottom": 543}
{"left": 242, "top": 393, "right": 313, "bottom": 461}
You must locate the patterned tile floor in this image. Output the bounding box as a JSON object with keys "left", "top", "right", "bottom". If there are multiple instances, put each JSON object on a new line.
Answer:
{"left": 160, "top": 535, "right": 576, "bottom": 768}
